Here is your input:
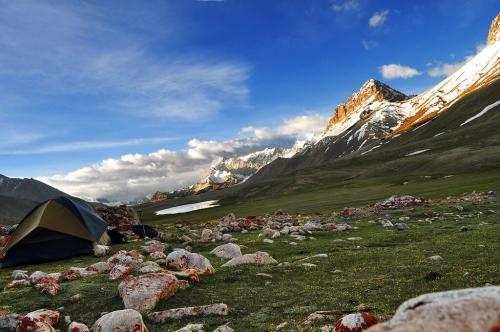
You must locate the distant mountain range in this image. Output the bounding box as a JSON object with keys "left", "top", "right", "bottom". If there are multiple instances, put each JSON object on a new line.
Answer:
{"left": 149, "top": 14, "right": 499, "bottom": 202}
{"left": 0, "top": 174, "right": 70, "bottom": 224}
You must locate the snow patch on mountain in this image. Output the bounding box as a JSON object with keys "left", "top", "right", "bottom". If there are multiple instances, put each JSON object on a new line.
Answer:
{"left": 460, "top": 99, "right": 500, "bottom": 126}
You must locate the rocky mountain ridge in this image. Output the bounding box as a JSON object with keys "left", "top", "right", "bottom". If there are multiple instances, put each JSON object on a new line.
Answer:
{"left": 146, "top": 14, "right": 500, "bottom": 202}
{"left": 0, "top": 174, "right": 71, "bottom": 224}
{"left": 246, "top": 14, "right": 500, "bottom": 183}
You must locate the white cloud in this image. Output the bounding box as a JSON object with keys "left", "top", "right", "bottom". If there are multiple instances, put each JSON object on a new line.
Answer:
{"left": 427, "top": 43, "right": 486, "bottom": 77}
{"left": 369, "top": 10, "right": 389, "bottom": 27}
{"left": 0, "top": 1, "right": 249, "bottom": 120}
{"left": 428, "top": 63, "right": 463, "bottom": 77}
{"left": 379, "top": 64, "right": 421, "bottom": 80}
{"left": 331, "top": 0, "right": 359, "bottom": 12}
{"left": 361, "top": 39, "right": 378, "bottom": 50}
{"left": 38, "top": 113, "right": 328, "bottom": 201}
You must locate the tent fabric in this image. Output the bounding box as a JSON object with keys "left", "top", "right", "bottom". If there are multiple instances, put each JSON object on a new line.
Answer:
{"left": 54, "top": 196, "right": 108, "bottom": 240}
{"left": 3, "top": 229, "right": 93, "bottom": 267}
{"left": 0, "top": 196, "right": 108, "bottom": 268}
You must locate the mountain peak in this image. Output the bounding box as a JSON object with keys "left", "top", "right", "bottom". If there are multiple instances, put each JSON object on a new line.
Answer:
{"left": 323, "top": 79, "right": 408, "bottom": 135}
{"left": 487, "top": 13, "right": 500, "bottom": 45}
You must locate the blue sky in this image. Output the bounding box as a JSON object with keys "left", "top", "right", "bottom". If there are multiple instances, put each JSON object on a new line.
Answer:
{"left": 0, "top": 0, "right": 497, "bottom": 200}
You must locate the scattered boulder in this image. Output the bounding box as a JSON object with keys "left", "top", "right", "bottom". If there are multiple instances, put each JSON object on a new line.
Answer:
{"left": 380, "top": 220, "right": 393, "bottom": 228}
{"left": 304, "top": 221, "right": 322, "bottom": 232}
{"left": 96, "top": 206, "right": 140, "bottom": 231}
{"left": 259, "top": 228, "right": 280, "bottom": 239}
{"left": 150, "top": 251, "right": 167, "bottom": 260}
{"left": 395, "top": 223, "right": 409, "bottom": 231}
{"left": 5, "top": 279, "right": 31, "bottom": 289}
{"left": 428, "top": 255, "right": 443, "bottom": 261}
{"left": 340, "top": 208, "right": 356, "bottom": 217}
{"left": 17, "top": 309, "right": 60, "bottom": 332}
{"left": 366, "top": 286, "right": 500, "bottom": 332}
{"left": 91, "top": 309, "right": 148, "bottom": 332}
{"left": 29, "top": 271, "right": 48, "bottom": 284}
{"left": 201, "top": 229, "right": 213, "bottom": 242}
{"left": 174, "top": 324, "right": 204, "bottom": 332}
{"left": 12, "top": 270, "right": 28, "bottom": 280}
{"left": 210, "top": 243, "right": 242, "bottom": 259}
{"left": 148, "top": 303, "right": 228, "bottom": 323}
{"left": 302, "top": 311, "right": 338, "bottom": 331}
{"left": 213, "top": 325, "right": 234, "bottom": 332}
{"left": 139, "top": 261, "right": 163, "bottom": 274}
{"left": 67, "top": 322, "right": 89, "bottom": 332}
{"left": 34, "top": 280, "right": 60, "bottom": 296}
{"left": 335, "top": 312, "right": 377, "bottom": 332}
{"left": 374, "top": 195, "right": 428, "bottom": 210}
{"left": 221, "top": 252, "right": 277, "bottom": 268}
{"left": 118, "top": 272, "right": 179, "bottom": 312}
{"left": 109, "top": 265, "right": 130, "bottom": 280}
{"left": 166, "top": 249, "right": 215, "bottom": 275}
{"left": 93, "top": 245, "right": 111, "bottom": 257}
{"left": 107, "top": 250, "right": 143, "bottom": 270}
{"left": 141, "top": 240, "right": 165, "bottom": 254}
{"left": 87, "top": 262, "right": 111, "bottom": 274}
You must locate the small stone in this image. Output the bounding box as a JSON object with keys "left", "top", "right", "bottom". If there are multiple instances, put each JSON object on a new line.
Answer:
{"left": 395, "top": 223, "right": 409, "bottom": 230}
{"left": 174, "top": 323, "right": 204, "bottom": 332}
{"left": 67, "top": 322, "right": 90, "bottom": 332}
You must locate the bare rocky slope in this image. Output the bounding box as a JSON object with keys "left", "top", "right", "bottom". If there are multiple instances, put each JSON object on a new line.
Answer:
{"left": 0, "top": 174, "right": 71, "bottom": 224}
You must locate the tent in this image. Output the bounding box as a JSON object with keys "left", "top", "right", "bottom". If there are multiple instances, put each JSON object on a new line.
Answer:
{"left": 0, "top": 196, "right": 109, "bottom": 268}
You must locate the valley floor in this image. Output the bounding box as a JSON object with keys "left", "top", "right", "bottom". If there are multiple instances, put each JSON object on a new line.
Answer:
{"left": 0, "top": 190, "right": 499, "bottom": 331}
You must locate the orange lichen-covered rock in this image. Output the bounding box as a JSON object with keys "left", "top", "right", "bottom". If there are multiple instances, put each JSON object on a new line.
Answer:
{"left": 118, "top": 272, "right": 179, "bottom": 313}
{"left": 166, "top": 249, "right": 214, "bottom": 275}
{"left": 148, "top": 303, "right": 228, "bottom": 323}
{"left": 335, "top": 313, "right": 377, "bottom": 332}
{"left": 16, "top": 309, "right": 60, "bottom": 332}
{"left": 68, "top": 322, "right": 89, "bottom": 332}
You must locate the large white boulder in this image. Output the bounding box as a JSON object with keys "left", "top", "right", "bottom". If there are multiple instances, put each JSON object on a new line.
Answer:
{"left": 210, "top": 243, "right": 242, "bottom": 259}
{"left": 221, "top": 251, "right": 277, "bottom": 267}
{"left": 16, "top": 309, "right": 60, "bottom": 332}
{"left": 166, "top": 249, "right": 215, "bottom": 275}
{"left": 366, "top": 286, "right": 500, "bottom": 332}
{"left": 118, "top": 272, "right": 178, "bottom": 312}
{"left": 91, "top": 309, "right": 148, "bottom": 332}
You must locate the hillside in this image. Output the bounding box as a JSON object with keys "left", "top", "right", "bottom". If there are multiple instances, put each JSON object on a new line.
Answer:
{"left": 0, "top": 174, "right": 71, "bottom": 224}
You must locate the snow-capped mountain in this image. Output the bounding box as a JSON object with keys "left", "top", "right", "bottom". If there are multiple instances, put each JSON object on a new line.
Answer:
{"left": 319, "top": 13, "right": 499, "bottom": 152}
{"left": 204, "top": 148, "right": 287, "bottom": 183}
{"left": 149, "top": 14, "right": 499, "bottom": 201}
{"left": 248, "top": 14, "right": 500, "bottom": 181}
